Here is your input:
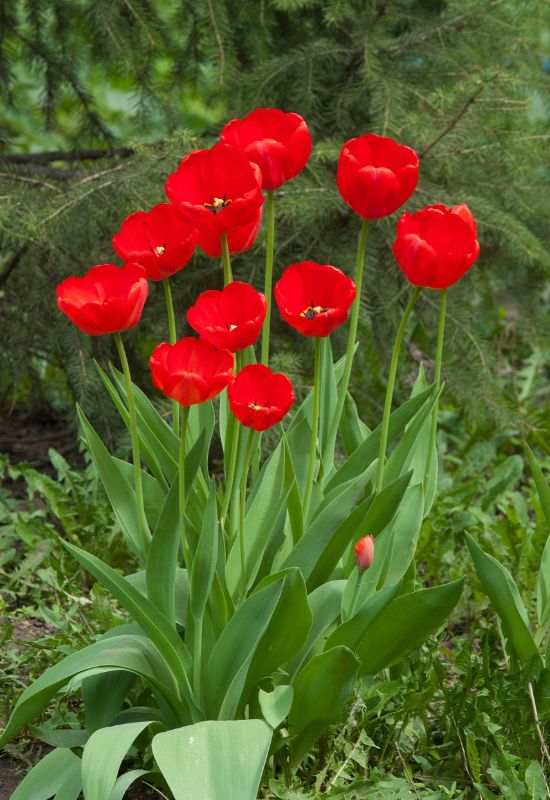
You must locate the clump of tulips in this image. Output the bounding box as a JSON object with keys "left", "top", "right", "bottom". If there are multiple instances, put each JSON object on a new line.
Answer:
{"left": 3, "top": 109, "right": 480, "bottom": 800}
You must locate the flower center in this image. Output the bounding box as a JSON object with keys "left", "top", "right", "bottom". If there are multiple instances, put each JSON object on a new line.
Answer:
{"left": 151, "top": 243, "right": 166, "bottom": 256}
{"left": 248, "top": 399, "right": 267, "bottom": 410}
{"left": 204, "top": 195, "right": 232, "bottom": 214}
{"left": 300, "top": 304, "right": 329, "bottom": 320}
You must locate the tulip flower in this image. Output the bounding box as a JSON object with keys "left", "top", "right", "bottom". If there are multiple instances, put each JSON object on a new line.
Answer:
{"left": 165, "top": 143, "right": 264, "bottom": 260}
{"left": 220, "top": 108, "right": 312, "bottom": 191}
{"left": 56, "top": 263, "right": 148, "bottom": 336}
{"left": 354, "top": 535, "right": 375, "bottom": 570}
{"left": 112, "top": 203, "right": 197, "bottom": 282}
{"left": 228, "top": 364, "right": 294, "bottom": 432}
{"left": 149, "top": 337, "right": 233, "bottom": 407}
{"left": 337, "top": 134, "right": 419, "bottom": 220}
{"left": 187, "top": 282, "right": 267, "bottom": 353}
{"left": 392, "top": 203, "right": 480, "bottom": 290}
{"left": 274, "top": 261, "right": 356, "bottom": 338}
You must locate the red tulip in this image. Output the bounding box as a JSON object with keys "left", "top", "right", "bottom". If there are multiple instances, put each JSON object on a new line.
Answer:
{"left": 274, "top": 261, "right": 356, "bottom": 337}
{"left": 228, "top": 364, "right": 294, "bottom": 431}
{"left": 149, "top": 338, "right": 233, "bottom": 406}
{"left": 112, "top": 203, "right": 197, "bottom": 281}
{"left": 337, "top": 134, "right": 419, "bottom": 219}
{"left": 187, "top": 281, "right": 267, "bottom": 353}
{"left": 220, "top": 108, "right": 312, "bottom": 191}
{"left": 392, "top": 203, "right": 480, "bottom": 290}
{"left": 165, "top": 144, "right": 264, "bottom": 257}
{"left": 56, "top": 263, "right": 148, "bottom": 336}
{"left": 354, "top": 535, "right": 375, "bottom": 570}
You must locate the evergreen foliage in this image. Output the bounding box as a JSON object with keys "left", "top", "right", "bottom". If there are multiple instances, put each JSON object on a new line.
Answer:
{"left": 0, "top": 0, "right": 548, "bottom": 438}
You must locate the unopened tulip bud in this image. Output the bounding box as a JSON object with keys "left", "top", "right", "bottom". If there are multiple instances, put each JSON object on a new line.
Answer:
{"left": 354, "top": 535, "right": 375, "bottom": 570}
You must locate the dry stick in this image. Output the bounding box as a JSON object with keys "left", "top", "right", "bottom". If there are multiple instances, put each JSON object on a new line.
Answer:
{"left": 420, "top": 84, "right": 485, "bottom": 159}
{"left": 528, "top": 681, "right": 550, "bottom": 767}
{"left": 395, "top": 742, "right": 422, "bottom": 800}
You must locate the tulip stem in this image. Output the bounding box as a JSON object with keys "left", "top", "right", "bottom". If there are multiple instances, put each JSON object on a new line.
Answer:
{"left": 375, "top": 286, "right": 421, "bottom": 493}
{"left": 427, "top": 289, "right": 447, "bottom": 485}
{"left": 239, "top": 427, "right": 255, "bottom": 599}
{"left": 322, "top": 219, "right": 369, "bottom": 474}
{"left": 163, "top": 278, "right": 180, "bottom": 435}
{"left": 178, "top": 406, "right": 191, "bottom": 570}
{"left": 113, "top": 332, "right": 150, "bottom": 557}
{"left": 221, "top": 233, "right": 233, "bottom": 286}
{"left": 261, "top": 190, "right": 275, "bottom": 365}
{"left": 349, "top": 571, "right": 365, "bottom": 619}
{"left": 303, "top": 337, "right": 322, "bottom": 521}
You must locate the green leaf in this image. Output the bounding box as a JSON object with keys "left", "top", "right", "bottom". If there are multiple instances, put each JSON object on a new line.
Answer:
{"left": 319, "top": 337, "right": 338, "bottom": 475}
{"left": 466, "top": 534, "right": 540, "bottom": 663}
{"left": 30, "top": 726, "right": 88, "bottom": 749}
{"left": 205, "top": 579, "right": 284, "bottom": 719}
{"left": 11, "top": 748, "right": 81, "bottom": 800}
{"left": 340, "top": 391, "right": 370, "bottom": 456}
{"left": 108, "top": 771, "right": 150, "bottom": 800}
{"left": 62, "top": 542, "right": 197, "bottom": 710}
{"left": 82, "top": 671, "right": 135, "bottom": 733}
{"left": 537, "top": 536, "right": 550, "bottom": 631}
{"left": 326, "top": 582, "right": 401, "bottom": 653}
{"left": 0, "top": 635, "right": 180, "bottom": 748}
{"left": 288, "top": 646, "right": 359, "bottom": 768}
{"left": 259, "top": 685, "right": 294, "bottom": 728}
{"left": 526, "top": 444, "right": 550, "bottom": 529}
{"left": 286, "top": 580, "right": 346, "bottom": 679}
{"left": 382, "top": 388, "right": 440, "bottom": 486}
{"left": 77, "top": 405, "right": 148, "bottom": 557}
{"left": 152, "top": 720, "right": 272, "bottom": 800}
{"left": 190, "top": 479, "right": 218, "bottom": 621}
{"left": 146, "top": 476, "right": 180, "bottom": 626}
{"left": 359, "top": 579, "right": 464, "bottom": 675}
{"left": 82, "top": 721, "right": 154, "bottom": 800}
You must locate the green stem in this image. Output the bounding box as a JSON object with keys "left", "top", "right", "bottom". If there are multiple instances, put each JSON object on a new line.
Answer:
{"left": 427, "top": 289, "right": 447, "bottom": 483}
{"left": 163, "top": 278, "right": 180, "bottom": 435}
{"left": 375, "top": 286, "right": 422, "bottom": 493}
{"left": 221, "top": 233, "right": 233, "bottom": 286}
{"left": 238, "top": 428, "right": 255, "bottom": 599}
{"left": 322, "top": 219, "right": 369, "bottom": 471}
{"left": 348, "top": 570, "right": 365, "bottom": 619}
{"left": 178, "top": 406, "right": 191, "bottom": 570}
{"left": 113, "top": 332, "right": 149, "bottom": 556}
{"left": 261, "top": 190, "right": 275, "bottom": 365}
{"left": 303, "top": 337, "right": 322, "bottom": 520}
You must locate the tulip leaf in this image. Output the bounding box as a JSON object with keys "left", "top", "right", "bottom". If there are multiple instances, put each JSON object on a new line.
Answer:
{"left": 0, "top": 634, "right": 181, "bottom": 748}
{"left": 328, "top": 582, "right": 401, "bottom": 650}
{"left": 288, "top": 646, "right": 359, "bottom": 768}
{"left": 319, "top": 337, "right": 338, "bottom": 474}
{"left": 145, "top": 476, "right": 181, "bottom": 626}
{"left": 190, "top": 478, "right": 219, "bottom": 621}
{"left": 340, "top": 391, "right": 370, "bottom": 455}
{"left": 62, "top": 542, "right": 196, "bottom": 709}
{"left": 10, "top": 748, "right": 81, "bottom": 800}
{"left": 76, "top": 405, "right": 147, "bottom": 558}
{"left": 259, "top": 685, "right": 294, "bottom": 728}
{"left": 82, "top": 670, "right": 136, "bottom": 734}
{"left": 82, "top": 721, "right": 155, "bottom": 800}
{"left": 537, "top": 535, "right": 550, "bottom": 631}
{"left": 325, "top": 385, "right": 435, "bottom": 494}
{"left": 108, "top": 771, "right": 151, "bottom": 800}
{"left": 205, "top": 578, "right": 284, "bottom": 718}
{"left": 152, "top": 720, "right": 272, "bottom": 800}
{"left": 358, "top": 579, "right": 464, "bottom": 675}
{"left": 382, "top": 386, "right": 440, "bottom": 486}
{"left": 284, "top": 415, "right": 311, "bottom": 493}
{"left": 466, "top": 534, "right": 540, "bottom": 663}
{"left": 286, "top": 580, "right": 346, "bottom": 679}
{"left": 526, "top": 444, "right": 550, "bottom": 529}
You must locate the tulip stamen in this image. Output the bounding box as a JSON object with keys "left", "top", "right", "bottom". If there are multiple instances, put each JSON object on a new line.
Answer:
{"left": 301, "top": 304, "right": 329, "bottom": 320}
{"left": 204, "top": 194, "right": 232, "bottom": 214}
{"left": 151, "top": 243, "right": 166, "bottom": 256}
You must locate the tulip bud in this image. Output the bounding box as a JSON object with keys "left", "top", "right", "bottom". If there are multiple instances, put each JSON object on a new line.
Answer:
{"left": 354, "top": 535, "right": 375, "bottom": 570}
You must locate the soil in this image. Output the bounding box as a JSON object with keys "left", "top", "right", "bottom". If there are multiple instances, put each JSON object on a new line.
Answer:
{"left": 0, "top": 411, "right": 78, "bottom": 468}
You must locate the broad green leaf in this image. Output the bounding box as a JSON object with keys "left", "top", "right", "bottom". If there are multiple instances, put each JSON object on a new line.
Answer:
{"left": 82, "top": 671, "right": 135, "bottom": 734}
{"left": 62, "top": 542, "right": 196, "bottom": 709}
{"left": 526, "top": 444, "right": 550, "bottom": 529}
{"left": 30, "top": 726, "right": 88, "bottom": 749}
{"left": 146, "top": 476, "right": 180, "bottom": 626}
{"left": 82, "top": 721, "right": 154, "bottom": 800}
{"left": 286, "top": 580, "right": 346, "bottom": 679}
{"left": 325, "top": 385, "right": 434, "bottom": 494}
{"left": 340, "top": 391, "right": 370, "bottom": 456}
{"left": 113, "top": 457, "right": 165, "bottom": 529}
{"left": 242, "top": 569, "right": 312, "bottom": 705}
{"left": 282, "top": 427, "right": 304, "bottom": 543}
{"left": 0, "top": 635, "right": 180, "bottom": 748}
{"left": 289, "top": 646, "right": 359, "bottom": 768}
{"left": 205, "top": 579, "right": 284, "bottom": 719}
{"left": 126, "top": 568, "right": 189, "bottom": 627}
{"left": 319, "top": 337, "right": 338, "bottom": 474}
{"left": 190, "top": 479, "right": 218, "bottom": 621}
{"left": 152, "top": 720, "right": 272, "bottom": 800}
{"left": 326, "top": 582, "right": 401, "bottom": 652}
{"left": 537, "top": 536, "right": 550, "bottom": 630}
{"left": 284, "top": 416, "right": 311, "bottom": 493}
{"left": 466, "top": 534, "right": 540, "bottom": 663}
{"left": 11, "top": 748, "right": 81, "bottom": 800}
{"left": 108, "top": 771, "right": 150, "bottom": 800}
{"left": 382, "top": 388, "right": 440, "bottom": 486}
{"left": 359, "top": 579, "right": 464, "bottom": 675}
{"left": 77, "top": 405, "right": 148, "bottom": 557}
{"left": 259, "top": 685, "right": 294, "bottom": 728}
{"left": 188, "top": 400, "right": 215, "bottom": 477}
